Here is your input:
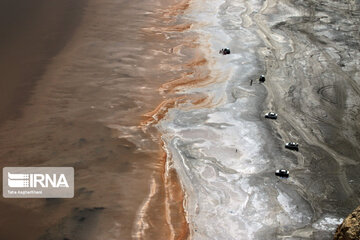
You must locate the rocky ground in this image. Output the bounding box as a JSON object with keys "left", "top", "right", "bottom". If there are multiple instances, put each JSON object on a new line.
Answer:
{"left": 334, "top": 206, "right": 360, "bottom": 240}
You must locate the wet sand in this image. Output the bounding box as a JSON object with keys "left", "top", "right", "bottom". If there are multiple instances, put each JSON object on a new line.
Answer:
{"left": 0, "top": 0, "right": 191, "bottom": 239}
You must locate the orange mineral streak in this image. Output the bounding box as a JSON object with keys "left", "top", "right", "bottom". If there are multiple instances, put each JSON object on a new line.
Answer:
{"left": 158, "top": 141, "right": 190, "bottom": 240}
{"left": 132, "top": 176, "right": 158, "bottom": 239}
{"left": 165, "top": 166, "right": 190, "bottom": 240}
{"left": 182, "top": 93, "right": 224, "bottom": 110}
{"left": 161, "top": 0, "right": 192, "bottom": 18}
{"left": 159, "top": 147, "right": 190, "bottom": 240}
{"left": 141, "top": 96, "right": 187, "bottom": 127}
{"left": 160, "top": 74, "right": 211, "bottom": 94}
{"left": 132, "top": 144, "right": 189, "bottom": 240}
{"left": 136, "top": 0, "right": 220, "bottom": 239}
{"left": 139, "top": 44, "right": 215, "bottom": 240}
{"left": 165, "top": 23, "right": 192, "bottom": 32}
{"left": 143, "top": 23, "right": 192, "bottom": 34}
{"left": 160, "top": 53, "right": 212, "bottom": 93}
{"left": 185, "top": 57, "right": 207, "bottom": 67}
{"left": 190, "top": 95, "right": 209, "bottom": 106}
{"left": 172, "top": 39, "right": 200, "bottom": 55}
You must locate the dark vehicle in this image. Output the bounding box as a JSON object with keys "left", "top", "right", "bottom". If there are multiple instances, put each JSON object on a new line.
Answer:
{"left": 285, "top": 142, "right": 299, "bottom": 151}
{"left": 265, "top": 112, "right": 277, "bottom": 119}
{"left": 219, "top": 48, "right": 231, "bottom": 55}
{"left": 275, "top": 169, "right": 289, "bottom": 178}
{"left": 259, "top": 75, "right": 265, "bottom": 83}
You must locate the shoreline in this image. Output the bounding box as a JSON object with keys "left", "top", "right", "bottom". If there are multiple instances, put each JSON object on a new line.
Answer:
{"left": 157, "top": 0, "right": 240, "bottom": 237}
{"left": 0, "top": 0, "right": 194, "bottom": 239}
{"left": 136, "top": 1, "right": 197, "bottom": 238}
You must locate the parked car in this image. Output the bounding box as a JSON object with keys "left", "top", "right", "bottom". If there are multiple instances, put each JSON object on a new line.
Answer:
{"left": 275, "top": 169, "right": 289, "bottom": 178}
{"left": 219, "top": 48, "right": 231, "bottom": 55}
{"left": 259, "top": 75, "right": 265, "bottom": 83}
{"left": 265, "top": 112, "right": 277, "bottom": 119}
{"left": 285, "top": 142, "right": 299, "bottom": 151}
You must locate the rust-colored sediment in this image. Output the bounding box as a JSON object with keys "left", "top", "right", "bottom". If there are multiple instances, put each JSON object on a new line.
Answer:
{"left": 137, "top": 87, "right": 213, "bottom": 240}
{"left": 160, "top": 146, "right": 190, "bottom": 240}
{"left": 186, "top": 57, "right": 207, "bottom": 67}
{"left": 141, "top": 96, "right": 187, "bottom": 126}
{"left": 161, "top": 0, "right": 192, "bottom": 18}
{"left": 160, "top": 72, "right": 211, "bottom": 93}
{"left": 159, "top": 53, "right": 212, "bottom": 93}
{"left": 136, "top": 0, "right": 218, "bottom": 239}
{"left": 165, "top": 23, "right": 192, "bottom": 32}
{"left": 132, "top": 139, "right": 190, "bottom": 240}
{"left": 143, "top": 23, "right": 193, "bottom": 34}
{"left": 190, "top": 95, "right": 208, "bottom": 106}
{"left": 172, "top": 39, "right": 200, "bottom": 55}
{"left": 164, "top": 159, "right": 190, "bottom": 240}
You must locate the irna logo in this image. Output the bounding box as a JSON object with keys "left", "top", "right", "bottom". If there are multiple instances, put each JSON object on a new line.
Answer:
{"left": 8, "top": 172, "right": 69, "bottom": 188}
{"left": 3, "top": 167, "right": 74, "bottom": 198}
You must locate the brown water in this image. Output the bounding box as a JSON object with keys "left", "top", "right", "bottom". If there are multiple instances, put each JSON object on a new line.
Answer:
{"left": 0, "top": 0, "right": 86, "bottom": 123}
{"left": 0, "top": 0, "right": 192, "bottom": 239}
